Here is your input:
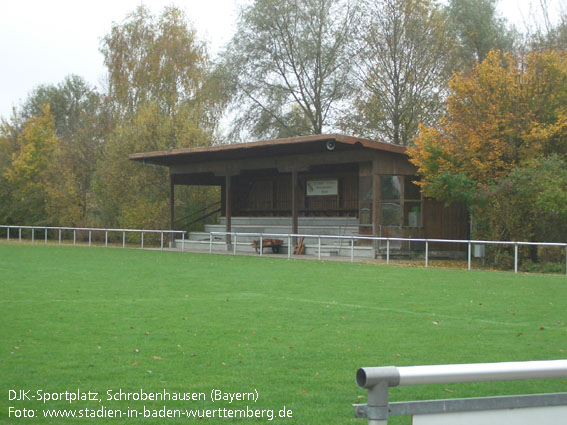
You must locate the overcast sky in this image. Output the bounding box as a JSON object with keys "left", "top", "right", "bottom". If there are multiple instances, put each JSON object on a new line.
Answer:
{"left": 0, "top": 0, "right": 565, "bottom": 120}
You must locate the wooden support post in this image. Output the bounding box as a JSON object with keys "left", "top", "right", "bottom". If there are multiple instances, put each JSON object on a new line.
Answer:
{"left": 170, "top": 173, "right": 176, "bottom": 248}
{"left": 291, "top": 170, "right": 298, "bottom": 239}
{"left": 225, "top": 175, "right": 232, "bottom": 246}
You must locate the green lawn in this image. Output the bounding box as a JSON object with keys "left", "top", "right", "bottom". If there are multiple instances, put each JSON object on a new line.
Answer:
{"left": 1, "top": 243, "right": 565, "bottom": 424}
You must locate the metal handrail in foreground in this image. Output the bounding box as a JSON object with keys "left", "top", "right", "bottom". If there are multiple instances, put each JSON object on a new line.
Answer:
{"left": 0, "top": 225, "right": 186, "bottom": 251}
{"left": 354, "top": 360, "right": 567, "bottom": 424}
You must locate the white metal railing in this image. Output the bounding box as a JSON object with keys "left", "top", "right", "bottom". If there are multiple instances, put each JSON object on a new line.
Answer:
{"left": 2, "top": 225, "right": 566, "bottom": 274}
{"left": 0, "top": 225, "right": 186, "bottom": 251}
{"left": 354, "top": 360, "right": 567, "bottom": 424}
{"left": 202, "top": 231, "right": 567, "bottom": 275}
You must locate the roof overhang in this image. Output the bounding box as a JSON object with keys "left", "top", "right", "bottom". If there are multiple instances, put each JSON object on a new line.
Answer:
{"left": 129, "top": 134, "right": 407, "bottom": 167}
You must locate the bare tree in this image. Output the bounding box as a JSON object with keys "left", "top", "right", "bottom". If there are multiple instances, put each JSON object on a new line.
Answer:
{"left": 221, "top": 0, "right": 359, "bottom": 139}
{"left": 344, "top": 0, "right": 454, "bottom": 146}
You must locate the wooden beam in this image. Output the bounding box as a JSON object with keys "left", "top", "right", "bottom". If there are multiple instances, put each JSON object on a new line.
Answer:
{"left": 170, "top": 173, "right": 176, "bottom": 248}
{"left": 170, "top": 173, "right": 175, "bottom": 230}
{"left": 291, "top": 170, "right": 298, "bottom": 237}
{"left": 225, "top": 175, "right": 232, "bottom": 245}
{"left": 169, "top": 150, "right": 401, "bottom": 176}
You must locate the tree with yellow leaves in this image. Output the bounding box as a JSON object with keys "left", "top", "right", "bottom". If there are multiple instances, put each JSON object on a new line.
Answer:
{"left": 409, "top": 49, "right": 567, "bottom": 243}
{"left": 2, "top": 105, "right": 58, "bottom": 225}
{"left": 409, "top": 49, "right": 567, "bottom": 205}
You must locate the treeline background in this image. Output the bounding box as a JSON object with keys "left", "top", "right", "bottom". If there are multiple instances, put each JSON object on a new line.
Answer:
{"left": 1, "top": 0, "right": 566, "bottom": 248}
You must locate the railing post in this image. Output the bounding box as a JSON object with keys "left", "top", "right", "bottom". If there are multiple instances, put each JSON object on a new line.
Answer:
{"left": 32, "top": 228, "right": 35, "bottom": 243}
{"left": 209, "top": 233, "right": 212, "bottom": 254}
{"left": 234, "top": 234, "right": 237, "bottom": 255}
{"left": 367, "top": 380, "right": 390, "bottom": 425}
{"left": 318, "top": 236, "right": 321, "bottom": 261}
{"left": 386, "top": 239, "right": 390, "bottom": 264}
{"left": 89, "top": 231, "right": 92, "bottom": 247}
{"left": 123, "top": 231, "right": 126, "bottom": 249}
{"left": 351, "top": 236, "right": 354, "bottom": 262}
{"left": 105, "top": 231, "right": 108, "bottom": 248}
{"left": 73, "top": 230, "right": 76, "bottom": 246}
{"left": 182, "top": 232, "right": 185, "bottom": 252}
{"left": 141, "top": 232, "right": 144, "bottom": 249}
{"left": 45, "top": 228, "right": 47, "bottom": 244}
{"left": 260, "top": 234, "right": 263, "bottom": 257}
{"left": 425, "top": 240, "right": 429, "bottom": 268}
{"left": 19, "top": 227, "right": 22, "bottom": 242}
{"left": 58, "top": 229, "right": 61, "bottom": 245}
{"left": 514, "top": 243, "right": 518, "bottom": 274}
{"left": 288, "top": 235, "right": 291, "bottom": 259}
{"left": 160, "top": 232, "right": 163, "bottom": 251}
{"left": 7, "top": 227, "right": 9, "bottom": 241}
{"left": 468, "top": 241, "right": 472, "bottom": 271}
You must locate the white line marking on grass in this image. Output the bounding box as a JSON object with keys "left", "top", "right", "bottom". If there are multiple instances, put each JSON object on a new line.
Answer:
{"left": 272, "top": 296, "right": 531, "bottom": 327}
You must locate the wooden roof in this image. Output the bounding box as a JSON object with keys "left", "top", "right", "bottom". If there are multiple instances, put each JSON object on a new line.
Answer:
{"left": 129, "top": 134, "right": 407, "bottom": 166}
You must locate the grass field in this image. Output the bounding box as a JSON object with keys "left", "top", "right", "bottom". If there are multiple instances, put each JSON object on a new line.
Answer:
{"left": 1, "top": 242, "right": 566, "bottom": 424}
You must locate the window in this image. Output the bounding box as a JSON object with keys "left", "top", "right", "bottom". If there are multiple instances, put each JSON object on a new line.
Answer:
{"left": 403, "top": 176, "right": 422, "bottom": 227}
{"left": 380, "top": 176, "right": 401, "bottom": 226}
{"left": 379, "top": 176, "right": 422, "bottom": 227}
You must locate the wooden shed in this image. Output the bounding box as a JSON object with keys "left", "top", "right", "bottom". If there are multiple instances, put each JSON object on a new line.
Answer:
{"left": 130, "top": 134, "right": 467, "bottom": 253}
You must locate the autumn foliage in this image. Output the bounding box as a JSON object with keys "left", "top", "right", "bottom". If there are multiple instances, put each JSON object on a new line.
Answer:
{"left": 409, "top": 50, "right": 567, "bottom": 243}
{"left": 409, "top": 50, "right": 567, "bottom": 204}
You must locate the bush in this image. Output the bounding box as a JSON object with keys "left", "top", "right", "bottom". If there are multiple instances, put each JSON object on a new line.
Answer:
{"left": 538, "top": 246, "right": 564, "bottom": 264}
{"left": 493, "top": 251, "right": 514, "bottom": 270}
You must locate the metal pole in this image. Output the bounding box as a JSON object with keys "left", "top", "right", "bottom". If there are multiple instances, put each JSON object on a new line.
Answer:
{"left": 351, "top": 236, "right": 354, "bottom": 262}
{"left": 260, "top": 234, "right": 263, "bottom": 257}
{"left": 160, "top": 232, "right": 163, "bottom": 251}
{"left": 141, "top": 232, "right": 144, "bottom": 249}
{"left": 468, "top": 241, "right": 472, "bottom": 271}
{"left": 386, "top": 239, "right": 390, "bottom": 264}
{"left": 514, "top": 243, "right": 518, "bottom": 274}
{"left": 318, "top": 236, "right": 321, "bottom": 261}
{"left": 234, "top": 234, "right": 237, "bottom": 255}
{"left": 209, "top": 233, "right": 212, "bottom": 254}
{"left": 89, "top": 231, "right": 92, "bottom": 247}
{"left": 73, "top": 230, "right": 76, "bottom": 246}
{"left": 45, "top": 228, "right": 47, "bottom": 244}
{"left": 105, "top": 231, "right": 108, "bottom": 248}
{"left": 59, "top": 229, "right": 61, "bottom": 245}
{"left": 122, "top": 231, "right": 126, "bottom": 248}
{"left": 425, "top": 240, "right": 429, "bottom": 268}
{"left": 19, "top": 227, "right": 22, "bottom": 242}
{"left": 288, "top": 235, "right": 291, "bottom": 259}
{"left": 7, "top": 227, "right": 9, "bottom": 241}
{"left": 32, "top": 228, "right": 35, "bottom": 243}
{"left": 358, "top": 360, "right": 567, "bottom": 388}
{"left": 367, "top": 381, "right": 390, "bottom": 425}
{"left": 182, "top": 232, "right": 185, "bottom": 252}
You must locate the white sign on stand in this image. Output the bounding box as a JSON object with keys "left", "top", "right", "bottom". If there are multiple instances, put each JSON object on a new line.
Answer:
{"left": 306, "top": 180, "right": 338, "bottom": 196}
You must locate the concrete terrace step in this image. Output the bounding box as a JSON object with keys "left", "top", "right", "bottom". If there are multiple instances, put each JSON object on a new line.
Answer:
{"left": 174, "top": 238, "right": 375, "bottom": 258}
{"left": 203, "top": 224, "right": 359, "bottom": 238}
{"left": 218, "top": 216, "right": 359, "bottom": 226}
